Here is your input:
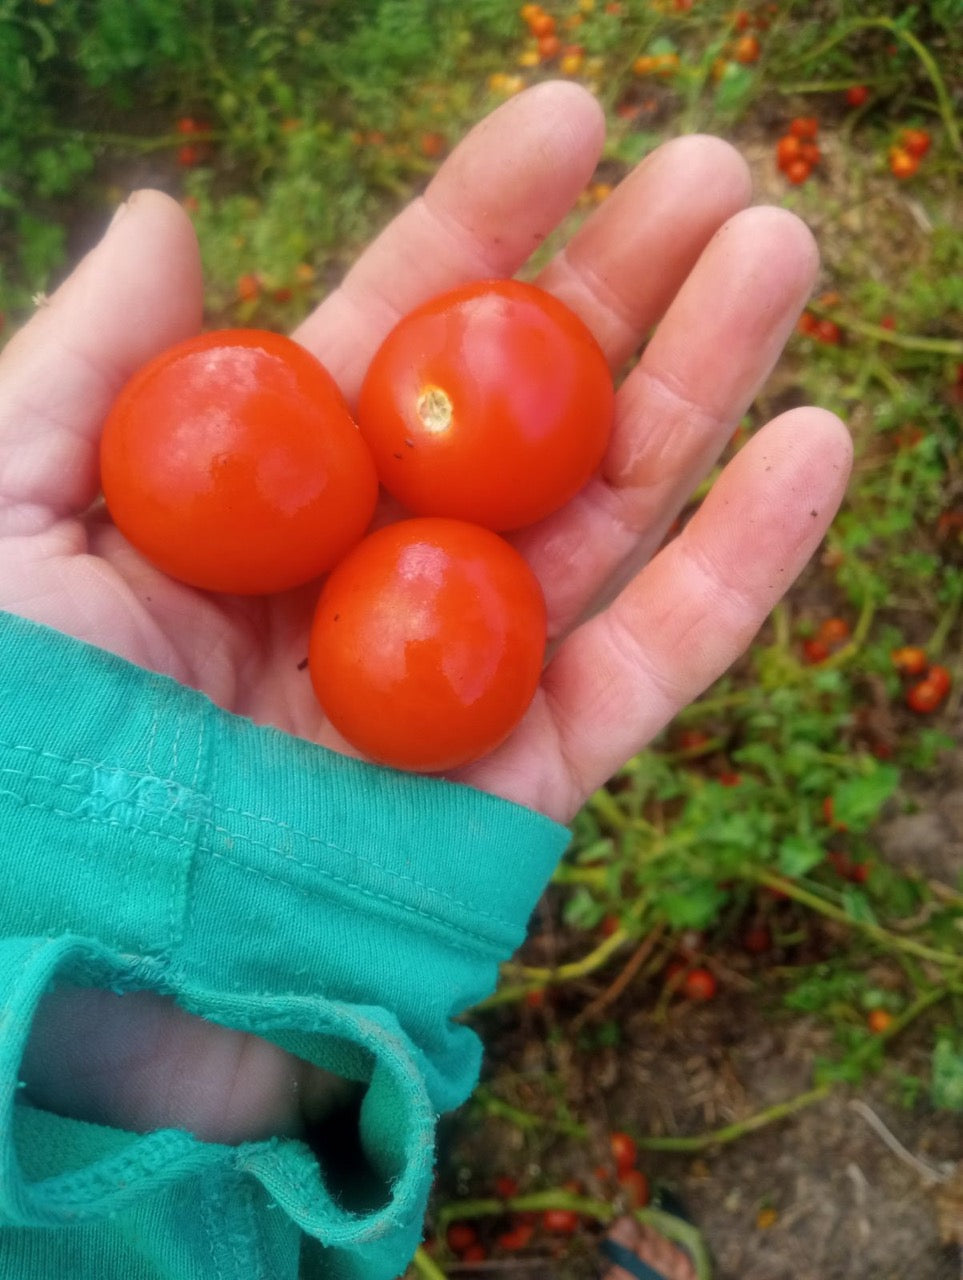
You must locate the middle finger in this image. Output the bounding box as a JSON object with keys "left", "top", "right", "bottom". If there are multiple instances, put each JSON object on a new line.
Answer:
{"left": 515, "top": 203, "right": 820, "bottom": 638}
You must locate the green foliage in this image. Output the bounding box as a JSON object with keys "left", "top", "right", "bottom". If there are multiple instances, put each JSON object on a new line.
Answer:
{"left": 1, "top": 0, "right": 961, "bottom": 1153}
{"left": 931, "top": 1033, "right": 963, "bottom": 1112}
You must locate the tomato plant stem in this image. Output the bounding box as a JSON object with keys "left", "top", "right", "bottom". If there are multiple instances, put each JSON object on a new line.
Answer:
{"left": 635, "top": 1084, "right": 832, "bottom": 1152}
{"left": 471, "top": 1087, "right": 589, "bottom": 1139}
{"left": 410, "top": 1247, "right": 448, "bottom": 1280}
{"left": 501, "top": 926, "right": 632, "bottom": 986}
{"left": 752, "top": 872, "right": 963, "bottom": 970}
{"left": 809, "top": 309, "right": 963, "bottom": 357}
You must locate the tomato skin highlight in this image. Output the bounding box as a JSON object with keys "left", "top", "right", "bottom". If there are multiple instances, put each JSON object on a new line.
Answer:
{"left": 309, "top": 518, "right": 547, "bottom": 772}
{"left": 100, "top": 329, "right": 378, "bottom": 594}
{"left": 357, "top": 279, "right": 615, "bottom": 532}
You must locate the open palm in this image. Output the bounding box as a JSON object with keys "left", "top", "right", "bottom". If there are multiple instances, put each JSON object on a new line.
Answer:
{"left": 1, "top": 83, "right": 850, "bottom": 1144}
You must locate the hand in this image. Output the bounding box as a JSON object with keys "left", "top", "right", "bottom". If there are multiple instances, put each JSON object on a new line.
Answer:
{"left": 0, "top": 83, "right": 851, "bottom": 1144}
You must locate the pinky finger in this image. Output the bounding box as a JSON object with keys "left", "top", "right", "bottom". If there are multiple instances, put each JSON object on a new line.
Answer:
{"left": 542, "top": 407, "right": 852, "bottom": 815}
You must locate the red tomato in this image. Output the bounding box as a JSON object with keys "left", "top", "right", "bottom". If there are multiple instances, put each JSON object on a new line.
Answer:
{"left": 177, "top": 144, "right": 203, "bottom": 168}
{"left": 100, "top": 329, "right": 378, "bottom": 594}
{"left": 497, "top": 1222, "right": 534, "bottom": 1251}
{"left": 775, "top": 134, "right": 802, "bottom": 170}
{"left": 308, "top": 518, "right": 547, "bottom": 772}
{"left": 802, "top": 637, "right": 829, "bottom": 664}
{"left": 236, "top": 272, "right": 260, "bottom": 301}
{"left": 784, "top": 158, "right": 811, "bottom": 185}
{"left": 528, "top": 10, "right": 556, "bottom": 36}
{"left": 609, "top": 1136, "right": 640, "bottom": 1172}
{"left": 846, "top": 85, "right": 869, "bottom": 107}
{"left": 927, "top": 664, "right": 952, "bottom": 699}
{"left": 828, "top": 850, "right": 870, "bottom": 884}
{"left": 609, "top": 1131, "right": 638, "bottom": 1175}
{"left": 888, "top": 147, "right": 919, "bottom": 179}
{"left": 890, "top": 646, "right": 927, "bottom": 676}
{"left": 733, "top": 33, "right": 761, "bottom": 63}
{"left": 867, "top": 1008, "right": 893, "bottom": 1034}
{"left": 789, "top": 116, "right": 819, "bottom": 140}
{"left": 815, "top": 319, "right": 841, "bottom": 345}
{"left": 901, "top": 128, "right": 931, "bottom": 158}
{"left": 542, "top": 1208, "right": 580, "bottom": 1235}
{"left": 446, "top": 1222, "right": 479, "bottom": 1254}
{"left": 906, "top": 679, "right": 943, "bottom": 714}
{"left": 683, "top": 967, "right": 717, "bottom": 1001}
{"left": 357, "top": 279, "right": 614, "bottom": 531}
{"left": 817, "top": 616, "right": 850, "bottom": 647}
{"left": 537, "top": 32, "right": 562, "bottom": 60}
{"left": 419, "top": 130, "right": 446, "bottom": 158}
{"left": 618, "top": 1168, "right": 650, "bottom": 1208}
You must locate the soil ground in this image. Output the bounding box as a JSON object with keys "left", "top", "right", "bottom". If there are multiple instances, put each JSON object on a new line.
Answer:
{"left": 433, "top": 738, "right": 963, "bottom": 1280}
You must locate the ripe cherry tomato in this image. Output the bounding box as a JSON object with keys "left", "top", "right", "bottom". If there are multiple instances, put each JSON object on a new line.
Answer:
{"left": 357, "top": 279, "right": 614, "bottom": 532}
{"left": 802, "top": 637, "right": 829, "bottom": 664}
{"left": 446, "top": 1222, "right": 479, "bottom": 1254}
{"left": 846, "top": 85, "right": 869, "bottom": 108}
{"left": 906, "top": 678, "right": 944, "bottom": 714}
{"left": 618, "top": 1168, "right": 650, "bottom": 1208}
{"left": 817, "top": 616, "right": 850, "bottom": 647}
{"left": 775, "top": 134, "right": 802, "bottom": 170}
{"left": 890, "top": 645, "right": 928, "bottom": 675}
{"left": 308, "top": 518, "right": 547, "bottom": 772}
{"left": 236, "top": 272, "right": 260, "bottom": 301}
{"left": 867, "top": 1008, "right": 893, "bottom": 1034}
{"left": 815, "top": 319, "right": 842, "bottom": 345}
{"left": 609, "top": 1131, "right": 638, "bottom": 1175}
{"left": 528, "top": 10, "right": 556, "bottom": 36}
{"left": 682, "top": 967, "right": 717, "bottom": 1001}
{"left": 542, "top": 1208, "right": 580, "bottom": 1235}
{"left": 101, "top": 329, "right": 378, "bottom": 594}
{"left": 901, "top": 127, "right": 931, "bottom": 158}
{"left": 784, "top": 158, "right": 811, "bottom": 185}
{"left": 733, "top": 33, "right": 761, "bottom": 63}
{"left": 888, "top": 147, "right": 919, "bottom": 179}
{"left": 537, "top": 32, "right": 562, "bottom": 60}
{"left": 926, "top": 664, "right": 952, "bottom": 699}
{"left": 496, "top": 1222, "right": 535, "bottom": 1251}
{"left": 789, "top": 116, "right": 819, "bottom": 140}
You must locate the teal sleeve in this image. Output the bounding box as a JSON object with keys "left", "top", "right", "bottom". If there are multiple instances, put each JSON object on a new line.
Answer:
{"left": 0, "top": 610, "right": 571, "bottom": 1280}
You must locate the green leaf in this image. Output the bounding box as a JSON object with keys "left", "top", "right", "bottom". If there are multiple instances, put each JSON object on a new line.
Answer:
{"left": 777, "top": 835, "right": 825, "bottom": 878}
{"left": 829, "top": 764, "right": 900, "bottom": 832}
{"left": 841, "top": 886, "right": 877, "bottom": 925}
{"left": 931, "top": 1035, "right": 963, "bottom": 1112}
{"left": 561, "top": 887, "right": 604, "bottom": 932}
{"left": 659, "top": 881, "right": 728, "bottom": 929}
{"left": 713, "top": 63, "right": 755, "bottom": 118}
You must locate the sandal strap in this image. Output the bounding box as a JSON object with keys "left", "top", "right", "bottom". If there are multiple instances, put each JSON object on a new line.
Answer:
{"left": 599, "top": 1237, "right": 670, "bottom": 1280}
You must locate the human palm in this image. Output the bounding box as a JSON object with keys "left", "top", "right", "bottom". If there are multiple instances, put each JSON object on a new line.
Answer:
{"left": 0, "top": 83, "right": 850, "bottom": 1145}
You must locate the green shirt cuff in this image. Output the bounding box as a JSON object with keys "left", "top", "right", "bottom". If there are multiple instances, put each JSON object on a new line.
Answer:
{"left": 0, "top": 610, "right": 570, "bottom": 1280}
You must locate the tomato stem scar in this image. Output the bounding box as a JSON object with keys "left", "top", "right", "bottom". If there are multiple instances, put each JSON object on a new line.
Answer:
{"left": 416, "top": 386, "right": 452, "bottom": 434}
